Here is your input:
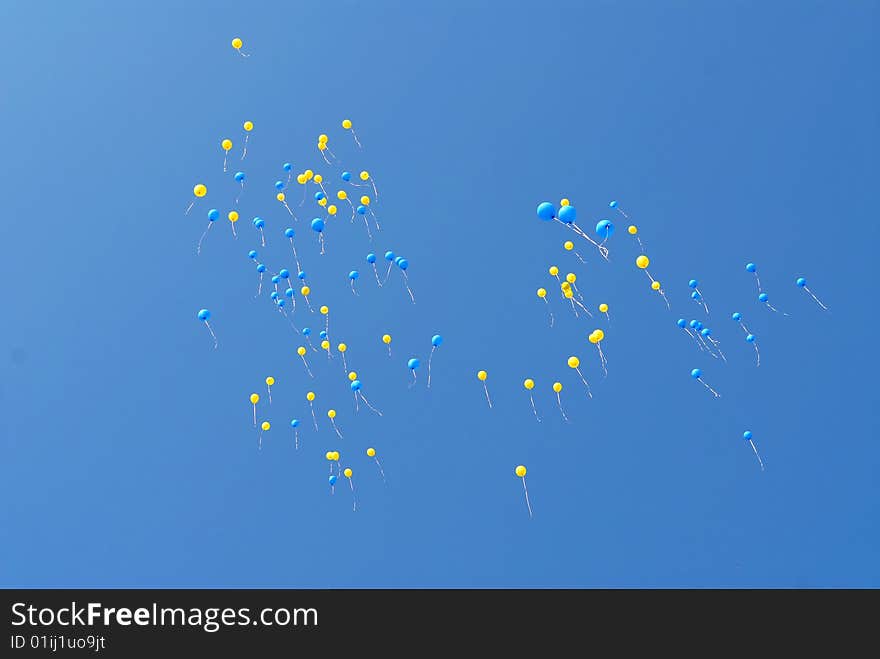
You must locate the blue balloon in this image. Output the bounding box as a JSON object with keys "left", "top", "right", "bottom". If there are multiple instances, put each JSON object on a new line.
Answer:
{"left": 743, "top": 431, "right": 753, "bottom": 441}
{"left": 695, "top": 321, "right": 704, "bottom": 330}
{"left": 279, "top": 269, "right": 290, "bottom": 279}
{"left": 270, "top": 291, "right": 279, "bottom": 300}
{"left": 408, "top": 358, "right": 420, "bottom": 370}
{"left": 271, "top": 275, "right": 280, "bottom": 284}
{"left": 758, "top": 293, "right": 768, "bottom": 302}
{"left": 691, "top": 291, "right": 701, "bottom": 300}
{"left": 595, "top": 219, "right": 614, "bottom": 239}
{"left": 690, "top": 368, "right": 702, "bottom": 379}
{"left": 329, "top": 474, "right": 337, "bottom": 486}
{"left": 689, "top": 320, "right": 699, "bottom": 329}
{"left": 731, "top": 312, "right": 742, "bottom": 321}
{"left": 356, "top": 205, "right": 367, "bottom": 215}
{"left": 351, "top": 380, "right": 362, "bottom": 391}
{"left": 298, "top": 270, "right": 307, "bottom": 280}
{"left": 341, "top": 171, "right": 351, "bottom": 181}
{"left": 285, "top": 288, "right": 294, "bottom": 298}
{"left": 557, "top": 205, "right": 577, "bottom": 224}
{"left": 385, "top": 251, "right": 395, "bottom": 261}
{"left": 291, "top": 419, "right": 300, "bottom": 427}
{"left": 253, "top": 217, "right": 264, "bottom": 228}
{"left": 197, "top": 309, "right": 210, "bottom": 321}
{"left": 315, "top": 191, "right": 326, "bottom": 201}
{"left": 349, "top": 270, "right": 359, "bottom": 280}
{"left": 366, "top": 253, "right": 377, "bottom": 264}
{"left": 677, "top": 318, "right": 687, "bottom": 328}
{"left": 609, "top": 200, "right": 618, "bottom": 209}
{"left": 688, "top": 279, "right": 698, "bottom": 289}
{"left": 796, "top": 277, "right": 806, "bottom": 287}
{"left": 745, "top": 334, "right": 756, "bottom": 343}
{"left": 394, "top": 256, "right": 402, "bottom": 266}
{"left": 431, "top": 334, "right": 443, "bottom": 347}
{"left": 319, "top": 330, "right": 327, "bottom": 339}
{"left": 398, "top": 259, "right": 409, "bottom": 270}
{"left": 284, "top": 227, "right": 295, "bottom": 238}
{"left": 311, "top": 218, "right": 325, "bottom": 233}
{"left": 257, "top": 263, "right": 267, "bottom": 273}
{"left": 701, "top": 328, "right": 711, "bottom": 337}
{"left": 234, "top": 171, "right": 245, "bottom": 182}
{"left": 536, "top": 202, "right": 556, "bottom": 222}
{"left": 283, "top": 162, "right": 292, "bottom": 172}
{"left": 746, "top": 263, "right": 757, "bottom": 273}
{"left": 275, "top": 180, "right": 285, "bottom": 190}
{"left": 207, "top": 208, "right": 220, "bottom": 221}
{"left": 302, "top": 327, "right": 311, "bottom": 336}
{"left": 277, "top": 299, "right": 285, "bottom": 308}
{"left": 248, "top": 249, "right": 258, "bottom": 260}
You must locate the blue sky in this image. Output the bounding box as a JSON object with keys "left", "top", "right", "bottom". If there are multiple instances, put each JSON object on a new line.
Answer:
{"left": 1, "top": 1, "right": 878, "bottom": 587}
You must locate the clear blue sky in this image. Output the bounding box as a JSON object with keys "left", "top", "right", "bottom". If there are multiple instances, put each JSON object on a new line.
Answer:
{"left": 1, "top": 1, "right": 878, "bottom": 587}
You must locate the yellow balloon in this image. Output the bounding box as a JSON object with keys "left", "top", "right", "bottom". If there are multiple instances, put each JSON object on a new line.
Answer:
{"left": 325, "top": 451, "right": 333, "bottom": 461}
{"left": 250, "top": 393, "right": 259, "bottom": 404}
{"left": 231, "top": 38, "right": 243, "bottom": 50}
{"left": 338, "top": 343, "right": 347, "bottom": 353}
{"left": 327, "top": 409, "right": 336, "bottom": 419}
{"left": 560, "top": 198, "right": 570, "bottom": 207}
{"left": 301, "top": 286, "right": 310, "bottom": 296}
{"left": 477, "top": 370, "right": 487, "bottom": 381}
{"left": 564, "top": 289, "right": 574, "bottom": 299}
{"left": 228, "top": 211, "right": 239, "bottom": 222}
{"left": 561, "top": 282, "right": 571, "bottom": 291}
{"left": 567, "top": 356, "right": 580, "bottom": 369}
{"left": 261, "top": 421, "right": 270, "bottom": 431}
{"left": 366, "top": 447, "right": 376, "bottom": 457}
{"left": 277, "top": 192, "right": 286, "bottom": 202}
{"left": 360, "top": 195, "right": 370, "bottom": 206}
{"left": 344, "top": 468, "right": 353, "bottom": 478}
{"left": 297, "top": 346, "right": 306, "bottom": 356}
{"left": 515, "top": 465, "right": 527, "bottom": 478}
{"left": 537, "top": 288, "right": 547, "bottom": 299}
{"left": 314, "top": 174, "right": 323, "bottom": 184}
{"left": 599, "top": 303, "right": 609, "bottom": 313}
{"left": 549, "top": 265, "right": 559, "bottom": 276}
{"left": 636, "top": 255, "right": 650, "bottom": 269}
{"left": 304, "top": 169, "right": 314, "bottom": 180}
{"left": 306, "top": 391, "right": 315, "bottom": 401}
{"left": 564, "top": 241, "right": 574, "bottom": 251}
{"left": 337, "top": 190, "right": 347, "bottom": 200}
{"left": 332, "top": 451, "right": 340, "bottom": 461}
{"left": 221, "top": 139, "right": 232, "bottom": 151}
{"left": 318, "top": 198, "right": 327, "bottom": 207}
{"left": 359, "top": 170, "right": 370, "bottom": 181}
{"left": 318, "top": 134, "right": 329, "bottom": 143}
{"left": 628, "top": 225, "right": 638, "bottom": 235}
{"left": 320, "top": 305, "right": 329, "bottom": 315}
{"left": 342, "top": 119, "right": 353, "bottom": 129}
{"left": 523, "top": 378, "right": 535, "bottom": 390}
{"left": 382, "top": 334, "right": 392, "bottom": 344}
{"left": 193, "top": 184, "right": 207, "bottom": 198}
{"left": 594, "top": 329, "right": 605, "bottom": 342}
{"left": 652, "top": 280, "right": 661, "bottom": 291}
{"left": 297, "top": 174, "right": 307, "bottom": 185}
{"left": 243, "top": 121, "right": 253, "bottom": 131}
{"left": 566, "top": 273, "right": 576, "bottom": 284}
{"left": 328, "top": 205, "right": 337, "bottom": 215}
{"left": 348, "top": 371, "right": 358, "bottom": 381}
{"left": 588, "top": 333, "right": 598, "bottom": 344}
{"left": 318, "top": 142, "right": 327, "bottom": 151}
{"left": 321, "top": 340, "right": 330, "bottom": 350}
{"left": 553, "top": 382, "right": 563, "bottom": 393}
{"left": 265, "top": 376, "right": 275, "bottom": 386}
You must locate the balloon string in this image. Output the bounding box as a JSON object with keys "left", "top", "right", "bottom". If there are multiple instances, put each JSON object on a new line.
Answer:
{"left": 354, "top": 392, "right": 360, "bottom": 412}
{"left": 710, "top": 339, "right": 727, "bottom": 363}
{"left": 260, "top": 228, "right": 265, "bottom": 247}
{"left": 383, "top": 262, "right": 393, "bottom": 285}
{"left": 204, "top": 321, "right": 218, "bottom": 349}
{"left": 387, "top": 345, "right": 392, "bottom": 358}
{"left": 223, "top": 153, "right": 228, "bottom": 172}
{"left": 615, "top": 207, "right": 629, "bottom": 220}
{"left": 806, "top": 287, "right": 828, "bottom": 310}
{"left": 310, "top": 404, "right": 318, "bottom": 431}
{"left": 306, "top": 336, "right": 317, "bottom": 352}
{"left": 362, "top": 215, "right": 373, "bottom": 241}
{"left": 374, "top": 458, "right": 387, "bottom": 484}
{"left": 252, "top": 405, "right": 256, "bottom": 427}
{"left": 304, "top": 297, "right": 313, "bottom": 312}
{"left": 258, "top": 432, "right": 262, "bottom": 451}
{"left": 351, "top": 281, "right": 359, "bottom": 296}
{"left": 370, "top": 179, "right": 379, "bottom": 201}
{"left": 483, "top": 383, "right": 493, "bottom": 409}
{"left": 402, "top": 272, "right": 416, "bottom": 304}
{"left": 319, "top": 233, "right": 325, "bottom": 255}
{"left": 320, "top": 150, "right": 332, "bottom": 166}
{"left": 293, "top": 429, "right": 299, "bottom": 451}
{"left": 300, "top": 356, "right": 314, "bottom": 378}
{"left": 341, "top": 353, "right": 347, "bottom": 373}
{"left": 372, "top": 264, "right": 383, "bottom": 287}
{"left": 231, "top": 222, "right": 237, "bottom": 239}
{"left": 700, "top": 379, "right": 721, "bottom": 398}
{"left": 529, "top": 394, "right": 541, "bottom": 423}
{"left": 255, "top": 274, "right": 263, "bottom": 298}
{"left": 573, "top": 297, "right": 592, "bottom": 317}
{"left": 351, "top": 129, "right": 363, "bottom": 149}
{"left": 267, "top": 388, "right": 272, "bottom": 405}
{"left": 185, "top": 201, "right": 195, "bottom": 216}
{"left": 597, "top": 344, "right": 608, "bottom": 376}
{"left": 753, "top": 343, "right": 761, "bottom": 367}
{"left": 241, "top": 135, "right": 249, "bottom": 160}
{"left": 522, "top": 479, "right": 533, "bottom": 519}
{"left": 568, "top": 297, "right": 579, "bottom": 319}
{"left": 749, "top": 440, "right": 765, "bottom": 471}
{"left": 289, "top": 240, "right": 301, "bottom": 273}
{"left": 427, "top": 346, "right": 435, "bottom": 388}
{"left": 235, "top": 184, "right": 244, "bottom": 205}
{"left": 754, "top": 273, "right": 762, "bottom": 293}
{"left": 370, "top": 208, "right": 381, "bottom": 232}
{"left": 408, "top": 371, "right": 417, "bottom": 389}
{"left": 349, "top": 479, "right": 357, "bottom": 512}
{"left": 299, "top": 184, "right": 307, "bottom": 207}
{"left": 575, "top": 368, "right": 593, "bottom": 398}
{"left": 197, "top": 222, "right": 213, "bottom": 255}
{"left": 659, "top": 290, "right": 671, "bottom": 310}
{"left": 556, "top": 393, "right": 569, "bottom": 422}
{"left": 635, "top": 236, "right": 645, "bottom": 253}
{"left": 331, "top": 420, "right": 343, "bottom": 439}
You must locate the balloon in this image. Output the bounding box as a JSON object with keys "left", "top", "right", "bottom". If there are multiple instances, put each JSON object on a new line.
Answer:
{"left": 342, "top": 171, "right": 352, "bottom": 181}
{"left": 367, "top": 253, "right": 376, "bottom": 263}
{"left": 609, "top": 201, "right": 618, "bottom": 209}
{"left": 360, "top": 171, "right": 370, "bottom": 181}
{"left": 746, "top": 333, "right": 756, "bottom": 343}
{"left": 257, "top": 264, "right": 266, "bottom": 273}
{"left": 536, "top": 202, "right": 556, "bottom": 221}
{"left": 320, "top": 305, "right": 329, "bottom": 315}
{"left": 349, "top": 270, "right": 359, "bottom": 280}
{"left": 356, "top": 205, "right": 366, "bottom": 215}
{"left": 560, "top": 198, "right": 570, "bottom": 207}
{"left": 537, "top": 288, "right": 547, "bottom": 298}
{"left": 398, "top": 259, "right": 409, "bottom": 270}
{"left": 595, "top": 219, "right": 614, "bottom": 239}
{"left": 234, "top": 171, "right": 245, "bottom": 183}
{"left": 549, "top": 266, "right": 559, "bottom": 276}
{"left": 344, "top": 468, "right": 353, "bottom": 478}
{"left": 385, "top": 251, "right": 396, "bottom": 262}
{"left": 651, "top": 281, "right": 661, "bottom": 291}
{"left": 193, "top": 184, "right": 207, "bottom": 197}
{"left": 338, "top": 343, "right": 347, "bottom": 353}
{"left": 360, "top": 195, "right": 371, "bottom": 206}
{"left": 553, "top": 382, "right": 562, "bottom": 392}
{"left": 408, "top": 358, "right": 420, "bottom": 370}
{"left": 431, "top": 334, "right": 443, "bottom": 347}
{"left": 636, "top": 255, "right": 649, "bottom": 269}
{"left": 351, "top": 380, "right": 362, "bottom": 391}
{"left": 628, "top": 225, "right": 638, "bottom": 235}
{"left": 315, "top": 191, "right": 326, "bottom": 201}
{"left": 523, "top": 378, "right": 535, "bottom": 390}
{"left": 567, "top": 356, "right": 580, "bottom": 369}
{"left": 283, "top": 162, "right": 292, "bottom": 172}
{"left": 253, "top": 217, "right": 264, "bottom": 228}
{"left": 557, "top": 205, "right": 576, "bottom": 224}
{"left": 691, "top": 368, "right": 702, "bottom": 379}
{"left": 221, "top": 139, "right": 232, "bottom": 151}
{"left": 732, "top": 312, "right": 742, "bottom": 321}
{"left": 477, "top": 370, "right": 487, "bottom": 381}
{"left": 291, "top": 419, "right": 299, "bottom": 427}
{"left": 599, "top": 303, "right": 609, "bottom": 313}
{"left": 348, "top": 371, "right": 358, "bottom": 381}
{"left": 261, "top": 421, "right": 270, "bottom": 431}
{"left": 329, "top": 474, "right": 338, "bottom": 486}
{"left": 342, "top": 119, "right": 352, "bottom": 129}
{"left": 758, "top": 293, "right": 768, "bottom": 302}
{"left": 327, "top": 409, "right": 336, "bottom": 419}
{"left": 564, "top": 240, "right": 574, "bottom": 250}
{"left": 366, "top": 447, "right": 376, "bottom": 457}
{"left": 677, "top": 318, "right": 687, "bottom": 328}
{"left": 796, "top": 277, "right": 806, "bottom": 287}
{"left": 297, "top": 346, "right": 306, "bottom": 356}
{"left": 594, "top": 329, "right": 605, "bottom": 341}
{"left": 231, "top": 38, "right": 242, "bottom": 49}
{"left": 197, "top": 309, "right": 210, "bottom": 321}
{"left": 228, "top": 211, "right": 239, "bottom": 222}
{"left": 311, "top": 218, "right": 325, "bottom": 232}
{"left": 688, "top": 279, "right": 698, "bottom": 289}
{"left": 383, "top": 334, "right": 392, "bottom": 344}
{"left": 746, "top": 263, "right": 756, "bottom": 272}
{"left": 515, "top": 465, "right": 527, "bottom": 478}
